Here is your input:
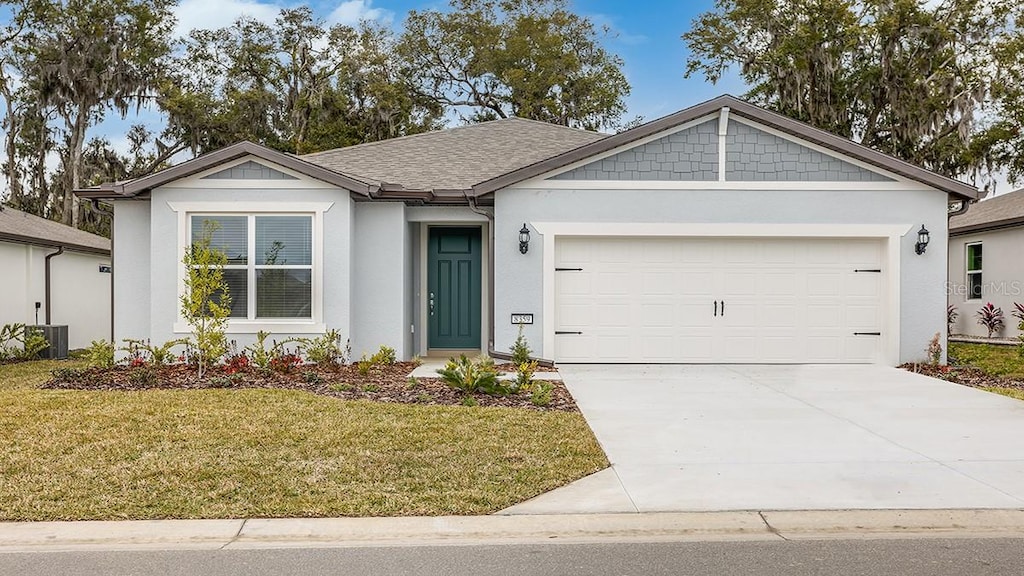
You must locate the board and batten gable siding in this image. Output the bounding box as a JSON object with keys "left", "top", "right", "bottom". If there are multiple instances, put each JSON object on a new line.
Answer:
{"left": 725, "top": 122, "right": 893, "bottom": 182}
{"left": 201, "top": 160, "right": 299, "bottom": 181}
{"left": 948, "top": 226, "right": 1024, "bottom": 339}
{"left": 551, "top": 120, "right": 719, "bottom": 181}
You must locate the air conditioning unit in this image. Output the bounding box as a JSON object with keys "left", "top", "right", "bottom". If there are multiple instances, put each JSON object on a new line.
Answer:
{"left": 30, "top": 325, "right": 69, "bottom": 360}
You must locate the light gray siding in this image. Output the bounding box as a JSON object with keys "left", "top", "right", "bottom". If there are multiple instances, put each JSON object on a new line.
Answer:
{"left": 113, "top": 200, "right": 151, "bottom": 344}
{"left": 948, "top": 227, "right": 1024, "bottom": 339}
{"left": 202, "top": 160, "right": 298, "bottom": 180}
{"left": 551, "top": 120, "right": 719, "bottom": 181}
{"left": 495, "top": 187, "right": 948, "bottom": 365}
{"left": 143, "top": 186, "right": 352, "bottom": 350}
{"left": 351, "top": 202, "right": 411, "bottom": 359}
{"left": 725, "top": 122, "right": 892, "bottom": 182}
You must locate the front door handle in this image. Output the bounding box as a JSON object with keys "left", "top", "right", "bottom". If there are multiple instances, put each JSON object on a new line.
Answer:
{"left": 429, "top": 292, "right": 435, "bottom": 316}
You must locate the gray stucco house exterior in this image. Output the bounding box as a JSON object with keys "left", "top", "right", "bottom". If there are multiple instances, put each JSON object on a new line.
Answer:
{"left": 948, "top": 188, "right": 1024, "bottom": 339}
{"left": 77, "top": 95, "right": 976, "bottom": 365}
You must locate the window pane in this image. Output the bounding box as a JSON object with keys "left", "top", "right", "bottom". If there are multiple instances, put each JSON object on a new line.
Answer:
{"left": 256, "top": 216, "right": 311, "bottom": 265}
{"left": 256, "top": 269, "right": 311, "bottom": 318}
{"left": 222, "top": 269, "right": 249, "bottom": 318}
{"left": 192, "top": 215, "right": 247, "bottom": 265}
{"left": 967, "top": 244, "right": 982, "bottom": 271}
{"left": 969, "top": 272, "right": 983, "bottom": 300}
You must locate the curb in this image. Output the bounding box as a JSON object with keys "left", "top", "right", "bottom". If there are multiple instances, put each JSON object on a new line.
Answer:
{"left": 2, "top": 510, "right": 1024, "bottom": 552}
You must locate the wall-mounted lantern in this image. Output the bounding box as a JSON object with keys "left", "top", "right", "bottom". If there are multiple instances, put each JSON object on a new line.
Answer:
{"left": 914, "top": 225, "right": 930, "bottom": 255}
{"left": 519, "top": 223, "right": 531, "bottom": 254}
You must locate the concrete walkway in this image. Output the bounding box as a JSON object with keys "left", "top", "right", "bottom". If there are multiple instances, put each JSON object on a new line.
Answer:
{"left": 504, "top": 365, "right": 1024, "bottom": 514}
{"left": 4, "top": 510, "right": 1024, "bottom": 552}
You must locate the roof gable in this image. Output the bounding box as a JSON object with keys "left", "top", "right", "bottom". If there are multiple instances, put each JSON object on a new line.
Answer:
{"left": 201, "top": 160, "right": 298, "bottom": 181}
{"left": 474, "top": 95, "right": 976, "bottom": 199}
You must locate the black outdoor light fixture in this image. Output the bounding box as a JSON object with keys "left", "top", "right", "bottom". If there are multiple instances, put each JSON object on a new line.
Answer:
{"left": 915, "top": 225, "right": 930, "bottom": 255}
{"left": 519, "top": 223, "right": 531, "bottom": 254}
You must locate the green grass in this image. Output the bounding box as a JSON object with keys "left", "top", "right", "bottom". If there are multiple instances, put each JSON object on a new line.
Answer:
{"left": 0, "top": 360, "right": 607, "bottom": 521}
{"left": 984, "top": 387, "right": 1024, "bottom": 401}
{"left": 949, "top": 342, "right": 1024, "bottom": 380}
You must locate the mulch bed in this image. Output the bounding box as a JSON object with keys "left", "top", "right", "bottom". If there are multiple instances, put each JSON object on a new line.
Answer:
{"left": 42, "top": 362, "right": 578, "bottom": 412}
{"left": 899, "top": 362, "right": 1024, "bottom": 391}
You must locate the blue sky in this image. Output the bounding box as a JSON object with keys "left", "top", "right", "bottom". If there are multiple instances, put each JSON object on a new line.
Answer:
{"left": 91, "top": 0, "right": 743, "bottom": 149}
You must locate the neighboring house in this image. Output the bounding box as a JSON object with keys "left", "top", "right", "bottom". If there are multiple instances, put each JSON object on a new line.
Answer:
{"left": 77, "top": 95, "right": 976, "bottom": 365}
{"left": 0, "top": 206, "right": 112, "bottom": 349}
{"left": 948, "top": 188, "right": 1024, "bottom": 339}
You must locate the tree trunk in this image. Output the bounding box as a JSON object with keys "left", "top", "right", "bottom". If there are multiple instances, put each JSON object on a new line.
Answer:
{"left": 62, "top": 108, "right": 88, "bottom": 227}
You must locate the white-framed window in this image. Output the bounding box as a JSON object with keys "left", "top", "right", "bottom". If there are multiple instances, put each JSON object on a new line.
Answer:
{"left": 169, "top": 201, "right": 332, "bottom": 333}
{"left": 966, "top": 242, "right": 983, "bottom": 300}
{"left": 190, "top": 214, "right": 313, "bottom": 320}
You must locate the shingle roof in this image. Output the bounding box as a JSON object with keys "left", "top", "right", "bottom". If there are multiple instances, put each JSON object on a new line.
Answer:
{"left": 301, "top": 117, "right": 607, "bottom": 191}
{"left": 0, "top": 206, "right": 110, "bottom": 254}
{"left": 950, "top": 188, "right": 1024, "bottom": 234}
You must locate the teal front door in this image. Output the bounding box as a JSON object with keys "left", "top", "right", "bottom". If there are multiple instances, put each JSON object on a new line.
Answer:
{"left": 428, "top": 227, "right": 482, "bottom": 349}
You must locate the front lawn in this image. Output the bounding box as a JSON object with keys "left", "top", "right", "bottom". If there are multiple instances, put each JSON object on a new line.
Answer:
{"left": 949, "top": 342, "right": 1024, "bottom": 380}
{"left": 0, "top": 360, "right": 606, "bottom": 521}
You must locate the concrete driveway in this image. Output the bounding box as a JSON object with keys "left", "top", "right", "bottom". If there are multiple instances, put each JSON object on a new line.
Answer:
{"left": 503, "top": 365, "right": 1024, "bottom": 513}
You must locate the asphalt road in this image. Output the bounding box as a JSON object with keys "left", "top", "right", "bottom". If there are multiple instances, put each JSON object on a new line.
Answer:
{"left": 3, "top": 538, "right": 1023, "bottom": 576}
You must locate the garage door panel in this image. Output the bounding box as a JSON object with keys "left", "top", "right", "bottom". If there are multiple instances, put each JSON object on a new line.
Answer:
{"left": 554, "top": 236, "right": 887, "bottom": 364}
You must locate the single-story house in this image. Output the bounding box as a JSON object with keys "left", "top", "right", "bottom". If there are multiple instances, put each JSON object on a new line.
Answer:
{"left": 0, "top": 206, "right": 112, "bottom": 349}
{"left": 948, "top": 188, "right": 1024, "bottom": 339}
{"left": 76, "top": 95, "right": 976, "bottom": 365}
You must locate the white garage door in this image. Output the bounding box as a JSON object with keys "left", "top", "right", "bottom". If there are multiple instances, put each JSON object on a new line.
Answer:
{"left": 554, "top": 237, "right": 887, "bottom": 363}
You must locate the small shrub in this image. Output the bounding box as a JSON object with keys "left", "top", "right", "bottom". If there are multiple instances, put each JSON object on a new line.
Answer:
{"left": 510, "top": 325, "right": 532, "bottom": 365}
{"left": 927, "top": 333, "right": 942, "bottom": 366}
{"left": 407, "top": 376, "right": 420, "bottom": 389}
{"left": 120, "top": 338, "right": 187, "bottom": 366}
{"left": 180, "top": 220, "right": 232, "bottom": 377}
{"left": 270, "top": 353, "right": 302, "bottom": 373}
{"left": 416, "top": 392, "right": 433, "bottom": 403}
{"left": 1012, "top": 303, "right": 1024, "bottom": 357}
{"left": 302, "top": 370, "right": 323, "bottom": 384}
{"left": 530, "top": 381, "right": 554, "bottom": 407}
{"left": 127, "top": 366, "right": 158, "bottom": 387}
{"left": 976, "top": 303, "right": 1005, "bottom": 338}
{"left": 356, "top": 355, "right": 373, "bottom": 376}
{"left": 370, "top": 345, "right": 397, "bottom": 366}
{"left": 207, "top": 376, "right": 234, "bottom": 388}
{"left": 50, "top": 367, "right": 87, "bottom": 382}
{"left": 436, "top": 355, "right": 508, "bottom": 395}
{"left": 411, "top": 355, "right": 424, "bottom": 367}
{"left": 244, "top": 331, "right": 301, "bottom": 370}
{"left": 514, "top": 360, "right": 538, "bottom": 392}
{"left": 301, "top": 329, "right": 346, "bottom": 367}
{"left": 947, "top": 304, "right": 959, "bottom": 335}
{"left": 329, "top": 382, "right": 353, "bottom": 393}
{"left": 363, "top": 383, "right": 380, "bottom": 393}
{"left": 84, "top": 339, "right": 115, "bottom": 368}
{"left": 223, "top": 353, "right": 250, "bottom": 374}
{"left": 461, "top": 396, "right": 478, "bottom": 407}
{"left": 0, "top": 323, "right": 48, "bottom": 362}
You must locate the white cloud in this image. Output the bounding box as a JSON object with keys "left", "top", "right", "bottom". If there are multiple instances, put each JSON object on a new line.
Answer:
{"left": 172, "top": 0, "right": 283, "bottom": 39}
{"left": 325, "top": 1, "right": 392, "bottom": 26}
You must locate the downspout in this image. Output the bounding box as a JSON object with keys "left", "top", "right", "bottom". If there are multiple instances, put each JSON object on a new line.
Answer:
{"left": 466, "top": 193, "right": 496, "bottom": 355}
{"left": 91, "top": 199, "right": 115, "bottom": 342}
{"left": 44, "top": 246, "right": 65, "bottom": 324}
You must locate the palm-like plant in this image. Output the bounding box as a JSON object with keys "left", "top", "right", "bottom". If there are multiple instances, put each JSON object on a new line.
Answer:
{"left": 947, "top": 304, "right": 959, "bottom": 335}
{"left": 976, "top": 303, "right": 1005, "bottom": 338}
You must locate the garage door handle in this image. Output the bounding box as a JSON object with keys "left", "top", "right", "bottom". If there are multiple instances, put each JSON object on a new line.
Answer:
{"left": 853, "top": 332, "right": 881, "bottom": 336}
{"left": 713, "top": 301, "right": 717, "bottom": 317}
{"left": 721, "top": 300, "right": 725, "bottom": 316}
{"left": 555, "top": 331, "right": 583, "bottom": 335}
